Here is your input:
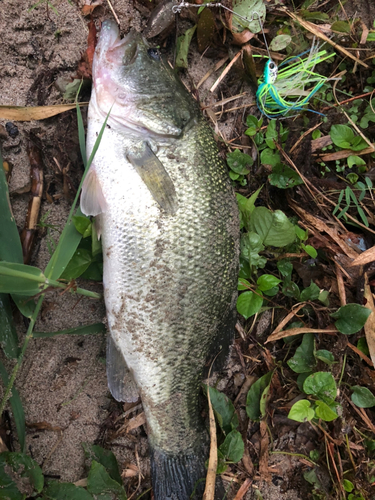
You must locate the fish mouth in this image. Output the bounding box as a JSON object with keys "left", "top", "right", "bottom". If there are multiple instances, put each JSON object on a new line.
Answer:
{"left": 96, "top": 21, "right": 142, "bottom": 67}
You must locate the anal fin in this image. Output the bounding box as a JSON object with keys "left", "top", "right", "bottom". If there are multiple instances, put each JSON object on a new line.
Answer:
{"left": 127, "top": 141, "right": 177, "bottom": 215}
{"left": 106, "top": 335, "right": 139, "bottom": 402}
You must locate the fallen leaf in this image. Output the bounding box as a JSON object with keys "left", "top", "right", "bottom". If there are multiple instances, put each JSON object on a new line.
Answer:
{"left": 364, "top": 273, "right": 375, "bottom": 367}
{"left": 0, "top": 104, "right": 87, "bottom": 121}
{"left": 350, "top": 246, "right": 375, "bottom": 267}
{"left": 267, "top": 327, "right": 338, "bottom": 343}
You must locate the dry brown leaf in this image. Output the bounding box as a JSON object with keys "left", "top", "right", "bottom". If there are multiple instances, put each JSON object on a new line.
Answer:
{"left": 0, "top": 104, "right": 87, "bottom": 121}
{"left": 350, "top": 246, "right": 375, "bottom": 267}
{"left": 311, "top": 135, "right": 333, "bottom": 152}
{"left": 364, "top": 273, "right": 375, "bottom": 367}
{"left": 268, "top": 303, "right": 305, "bottom": 339}
{"left": 267, "top": 327, "right": 338, "bottom": 343}
{"left": 316, "top": 143, "right": 375, "bottom": 162}
{"left": 259, "top": 420, "right": 271, "bottom": 481}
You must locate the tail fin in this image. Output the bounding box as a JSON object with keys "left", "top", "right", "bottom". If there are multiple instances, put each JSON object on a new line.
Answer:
{"left": 150, "top": 446, "right": 207, "bottom": 500}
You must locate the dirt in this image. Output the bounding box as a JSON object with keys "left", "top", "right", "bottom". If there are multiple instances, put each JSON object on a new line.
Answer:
{"left": 1, "top": 0, "right": 375, "bottom": 499}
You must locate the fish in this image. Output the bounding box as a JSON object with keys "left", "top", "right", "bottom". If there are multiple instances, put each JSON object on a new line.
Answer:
{"left": 81, "top": 19, "right": 240, "bottom": 500}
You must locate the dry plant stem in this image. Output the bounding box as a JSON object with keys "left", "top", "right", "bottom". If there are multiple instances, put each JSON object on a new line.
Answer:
{"left": 210, "top": 51, "right": 241, "bottom": 92}
{"left": 0, "top": 295, "right": 44, "bottom": 416}
{"left": 233, "top": 478, "right": 252, "bottom": 500}
{"left": 335, "top": 262, "right": 346, "bottom": 306}
{"left": 289, "top": 122, "right": 322, "bottom": 154}
{"left": 203, "top": 386, "right": 217, "bottom": 500}
{"left": 106, "top": 0, "right": 120, "bottom": 25}
{"left": 347, "top": 341, "right": 374, "bottom": 367}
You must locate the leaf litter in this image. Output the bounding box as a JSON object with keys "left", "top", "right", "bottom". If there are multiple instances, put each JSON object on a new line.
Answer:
{"left": 1, "top": 0, "right": 375, "bottom": 499}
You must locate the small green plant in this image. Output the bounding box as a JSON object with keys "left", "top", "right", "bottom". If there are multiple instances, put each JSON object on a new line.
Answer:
{"left": 333, "top": 185, "right": 369, "bottom": 227}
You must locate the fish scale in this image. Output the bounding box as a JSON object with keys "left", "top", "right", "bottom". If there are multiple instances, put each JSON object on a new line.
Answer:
{"left": 83, "top": 20, "right": 239, "bottom": 499}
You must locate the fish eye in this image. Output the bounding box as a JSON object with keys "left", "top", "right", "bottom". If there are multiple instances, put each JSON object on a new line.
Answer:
{"left": 147, "top": 48, "right": 160, "bottom": 61}
{"left": 269, "top": 62, "right": 276, "bottom": 69}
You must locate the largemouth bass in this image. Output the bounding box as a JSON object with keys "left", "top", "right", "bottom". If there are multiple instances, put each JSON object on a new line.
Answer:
{"left": 82, "top": 20, "right": 239, "bottom": 499}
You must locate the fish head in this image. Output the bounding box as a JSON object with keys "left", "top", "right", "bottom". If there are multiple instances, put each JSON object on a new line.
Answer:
{"left": 91, "top": 20, "right": 196, "bottom": 138}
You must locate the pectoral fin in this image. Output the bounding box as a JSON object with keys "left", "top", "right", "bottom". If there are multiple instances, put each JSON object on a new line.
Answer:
{"left": 127, "top": 142, "right": 177, "bottom": 215}
{"left": 80, "top": 167, "right": 108, "bottom": 217}
{"left": 107, "top": 335, "right": 139, "bottom": 403}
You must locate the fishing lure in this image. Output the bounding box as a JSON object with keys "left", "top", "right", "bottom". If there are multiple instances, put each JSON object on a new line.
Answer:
{"left": 256, "top": 38, "right": 335, "bottom": 119}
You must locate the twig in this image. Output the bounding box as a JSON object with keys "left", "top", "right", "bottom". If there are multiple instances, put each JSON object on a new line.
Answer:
{"left": 106, "top": 0, "right": 120, "bottom": 25}
{"left": 289, "top": 122, "right": 322, "bottom": 154}
{"left": 210, "top": 51, "right": 242, "bottom": 93}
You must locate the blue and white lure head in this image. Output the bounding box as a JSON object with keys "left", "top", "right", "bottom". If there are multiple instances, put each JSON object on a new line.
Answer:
{"left": 263, "top": 59, "right": 278, "bottom": 85}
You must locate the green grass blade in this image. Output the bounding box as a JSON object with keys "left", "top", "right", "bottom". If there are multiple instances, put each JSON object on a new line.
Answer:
{"left": 33, "top": 322, "right": 105, "bottom": 338}
{"left": 0, "top": 294, "right": 20, "bottom": 359}
{"left": 0, "top": 361, "right": 26, "bottom": 453}
{"left": 76, "top": 101, "right": 87, "bottom": 167}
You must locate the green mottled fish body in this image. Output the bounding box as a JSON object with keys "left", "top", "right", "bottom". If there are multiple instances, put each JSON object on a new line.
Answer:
{"left": 82, "top": 20, "right": 239, "bottom": 499}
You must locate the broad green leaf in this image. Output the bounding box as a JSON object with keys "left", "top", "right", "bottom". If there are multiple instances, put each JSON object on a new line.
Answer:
{"left": 331, "top": 304, "right": 371, "bottom": 334}
{"left": 257, "top": 274, "right": 281, "bottom": 291}
{"left": 232, "top": 0, "right": 265, "bottom": 33}
{"left": 83, "top": 444, "right": 122, "bottom": 485}
{"left": 314, "top": 400, "right": 338, "bottom": 421}
{"left": 238, "top": 278, "right": 251, "bottom": 291}
{"left": 315, "top": 349, "right": 335, "bottom": 365}
{"left": 331, "top": 21, "right": 351, "bottom": 33}
{"left": 297, "top": 372, "right": 312, "bottom": 392}
{"left": 0, "top": 294, "right": 19, "bottom": 358}
{"left": 227, "top": 150, "right": 253, "bottom": 175}
{"left": 0, "top": 262, "right": 45, "bottom": 295}
{"left": 219, "top": 430, "right": 244, "bottom": 463}
{"left": 0, "top": 452, "right": 43, "bottom": 499}
{"left": 81, "top": 261, "right": 103, "bottom": 281}
{"left": 343, "top": 479, "right": 354, "bottom": 493}
{"left": 288, "top": 399, "right": 315, "bottom": 422}
{"left": 33, "top": 322, "right": 106, "bottom": 338}
{"left": 269, "top": 35, "right": 292, "bottom": 51}
{"left": 351, "top": 386, "right": 375, "bottom": 408}
{"left": 301, "top": 244, "right": 318, "bottom": 259}
{"left": 303, "top": 372, "right": 337, "bottom": 403}
{"left": 249, "top": 207, "right": 296, "bottom": 247}
{"left": 87, "top": 461, "right": 127, "bottom": 500}
{"left": 277, "top": 259, "right": 293, "bottom": 277}
{"left": 357, "top": 338, "right": 369, "bottom": 356}
{"left": 300, "top": 281, "right": 320, "bottom": 301}
{"left": 330, "top": 124, "right": 355, "bottom": 149}
{"left": 282, "top": 280, "right": 300, "bottom": 300}
{"left": 44, "top": 482, "right": 93, "bottom": 500}
{"left": 260, "top": 148, "right": 280, "bottom": 167}
{"left": 246, "top": 371, "right": 273, "bottom": 421}
{"left": 0, "top": 362, "right": 25, "bottom": 453}
{"left": 347, "top": 155, "right": 366, "bottom": 168}
{"left": 236, "top": 291, "right": 263, "bottom": 319}
{"left": 206, "top": 386, "right": 238, "bottom": 435}
{"left": 73, "top": 215, "right": 92, "bottom": 238}
{"left": 175, "top": 26, "right": 197, "bottom": 69}
{"left": 240, "top": 232, "right": 266, "bottom": 269}
{"left": 60, "top": 247, "right": 92, "bottom": 280}
{"left": 268, "top": 164, "right": 303, "bottom": 189}
{"left": 287, "top": 334, "right": 316, "bottom": 373}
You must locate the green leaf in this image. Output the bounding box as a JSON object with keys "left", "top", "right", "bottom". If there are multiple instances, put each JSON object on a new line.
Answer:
{"left": 331, "top": 20, "right": 351, "bottom": 33}
{"left": 347, "top": 155, "right": 366, "bottom": 168}
{"left": 351, "top": 386, "right": 375, "bottom": 408}
{"left": 60, "top": 247, "right": 93, "bottom": 280}
{"left": 303, "top": 372, "right": 337, "bottom": 403}
{"left": 343, "top": 479, "right": 354, "bottom": 493}
{"left": 81, "top": 261, "right": 103, "bottom": 281}
{"left": 260, "top": 148, "right": 280, "bottom": 167}
{"left": 0, "top": 362, "right": 26, "bottom": 453}
{"left": 87, "top": 461, "right": 127, "bottom": 500}
{"left": 287, "top": 334, "right": 316, "bottom": 373}
{"left": 269, "top": 34, "right": 292, "bottom": 51}
{"left": 219, "top": 430, "right": 244, "bottom": 463}
{"left": 315, "top": 349, "right": 335, "bottom": 365}
{"left": 357, "top": 338, "right": 369, "bottom": 356}
{"left": 236, "top": 291, "right": 263, "bottom": 319}
{"left": 0, "top": 452, "right": 43, "bottom": 499}
{"left": 232, "top": 0, "right": 266, "bottom": 33}
{"left": 83, "top": 444, "right": 122, "bottom": 485}
{"left": 238, "top": 278, "right": 251, "bottom": 291}
{"left": 330, "top": 124, "right": 354, "bottom": 148}
{"left": 175, "top": 26, "right": 197, "bottom": 69}
{"left": 300, "top": 281, "right": 320, "bottom": 301}
{"left": 44, "top": 208, "right": 84, "bottom": 281}
{"left": 331, "top": 304, "right": 371, "bottom": 334}
{"left": 0, "top": 294, "right": 19, "bottom": 358}
{"left": 268, "top": 164, "right": 303, "bottom": 189}
{"left": 314, "top": 400, "right": 338, "bottom": 421}
{"left": 277, "top": 259, "right": 293, "bottom": 277}
{"left": 206, "top": 386, "right": 238, "bottom": 435}
{"left": 44, "top": 482, "right": 94, "bottom": 500}
{"left": 301, "top": 244, "right": 317, "bottom": 259}
{"left": 250, "top": 207, "right": 296, "bottom": 247}
{"left": 257, "top": 274, "right": 281, "bottom": 291}
{"left": 288, "top": 399, "right": 315, "bottom": 422}
{"left": 73, "top": 215, "right": 92, "bottom": 237}
{"left": 227, "top": 150, "right": 253, "bottom": 175}
{"left": 33, "top": 322, "right": 105, "bottom": 338}
{"left": 0, "top": 262, "right": 45, "bottom": 295}
{"left": 246, "top": 371, "right": 273, "bottom": 421}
